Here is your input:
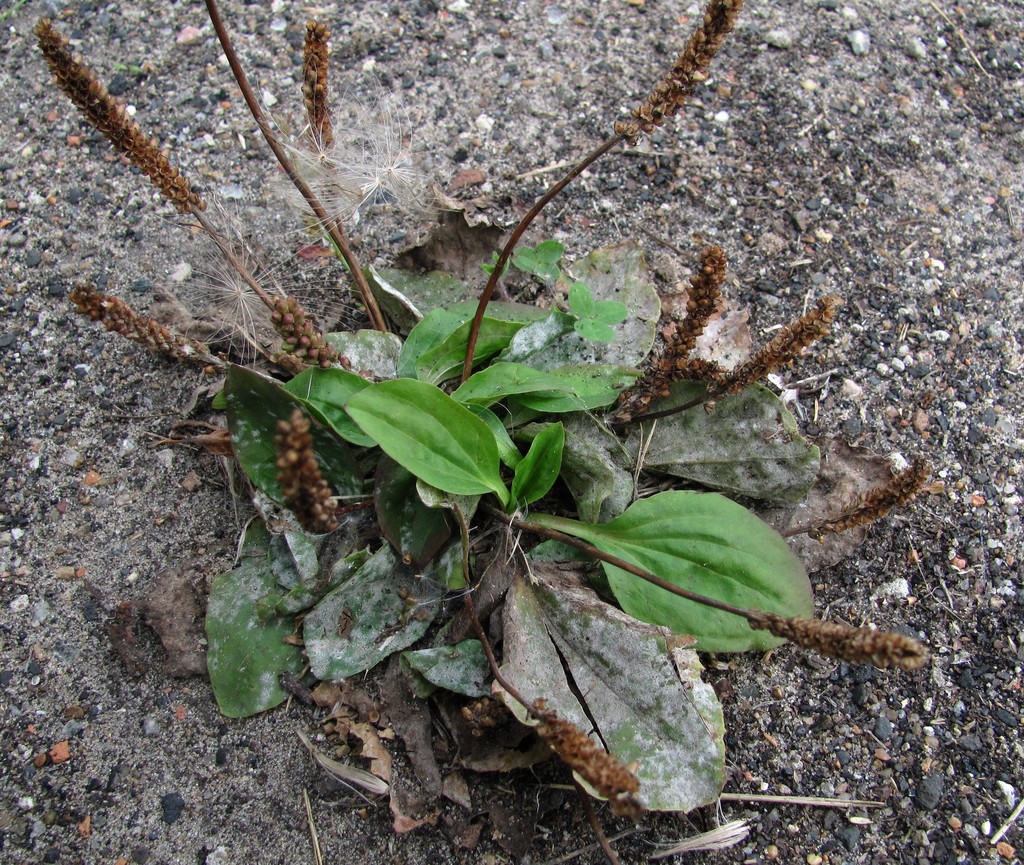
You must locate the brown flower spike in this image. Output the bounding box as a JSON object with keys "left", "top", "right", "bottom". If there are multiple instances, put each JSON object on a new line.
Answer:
{"left": 69, "top": 283, "right": 211, "bottom": 365}
{"left": 807, "top": 458, "right": 931, "bottom": 539}
{"left": 616, "top": 0, "right": 745, "bottom": 144}
{"left": 275, "top": 409, "right": 339, "bottom": 535}
{"left": 533, "top": 701, "right": 643, "bottom": 818}
{"left": 721, "top": 296, "right": 837, "bottom": 393}
{"left": 615, "top": 246, "right": 728, "bottom": 421}
{"left": 748, "top": 613, "right": 928, "bottom": 671}
{"left": 302, "top": 20, "right": 333, "bottom": 150}
{"left": 36, "top": 19, "right": 205, "bottom": 213}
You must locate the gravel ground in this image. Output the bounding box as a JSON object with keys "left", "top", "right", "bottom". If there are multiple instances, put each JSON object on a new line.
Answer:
{"left": 2, "top": 1, "right": 1022, "bottom": 863}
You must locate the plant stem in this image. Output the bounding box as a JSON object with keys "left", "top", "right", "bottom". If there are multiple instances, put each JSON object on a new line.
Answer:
{"left": 497, "top": 507, "right": 753, "bottom": 621}
{"left": 576, "top": 782, "right": 622, "bottom": 865}
{"left": 609, "top": 380, "right": 727, "bottom": 426}
{"left": 460, "top": 134, "right": 626, "bottom": 383}
{"left": 201, "top": 0, "right": 387, "bottom": 333}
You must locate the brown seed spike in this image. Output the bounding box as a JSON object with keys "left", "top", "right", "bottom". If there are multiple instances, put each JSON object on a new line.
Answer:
{"left": 275, "top": 409, "right": 339, "bottom": 535}
{"left": 721, "top": 296, "right": 837, "bottom": 394}
{"left": 616, "top": 0, "right": 745, "bottom": 144}
{"left": 302, "top": 20, "right": 333, "bottom": 150}
{"left": 748, "top": 613, "right": 928, "bottom": 671}
{"left": 533, "top": 701, "right": 643, "bottom": 818}
{"left": 35, "top": 19, "right": 205, "bottom": 213}
{"left": 68, "top": 283, "right": 211, "bottom": 365}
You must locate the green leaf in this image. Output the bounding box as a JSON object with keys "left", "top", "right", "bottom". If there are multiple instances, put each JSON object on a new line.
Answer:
{"left": 303, "top": 545, "right": 439, "bottom": 680}
{"left": 283, "top": 367, "right": 374, "bottom": 447}
{"left": 206, "top": 521, "right": 305, "bottom": 717}
{"left": 567, "top": 281, "right": 595, "bottom": 318}
{"left": 593, "top": 299, "right": 628, "bottom": 325}
{"left": 499, "top": 569, "right": 725, "bottom": 812}
{"left": 512, "top": 364, "right": 640, "bottom": 413}
{"left": 629, "top": 382, "right": 820, "bottom": 502}
{"left": 375, "top": 456, "right": 453, "bottom": 568}
{"left": 451, "top": 362, "right": 571, "bottom": 408}
{"left": 323, "top": 330, "right": 403, "bottom": 380}
{"left": 268, "top": 530, "right": 319, "bottom": 589}
{"left": 573, "top": 319, "right": 616, "bottom": 343}
{"left": 273, "top": 548, "right": 369, "bottom": 616}
{"left": 532, "top": 413, "right": 633, "bottom": 523}
{"left": 504, "top": 242, "right": 660, "bottom": 370}
{"left": 345, "top": 379, "right": 510, "bottom": 505}
{"left": 513, "top": 240, "right": 564, "bottom": 283}
{"left": 467, "top": 406, "right": 522, "bottom": 468}
{"left": 511, "top": 422, "right": 564, "bottom": 507}
{"left": 530, "top": 491, "right": 813, "bottom": 652}
{"left": 225, "top": 365, "right": 362, "bottom": 503}
{"left": 400, "top": 640, "right": 490, "bottom": 699}
{"left": 415, "top": 316, "right": 525, "bottom": 384}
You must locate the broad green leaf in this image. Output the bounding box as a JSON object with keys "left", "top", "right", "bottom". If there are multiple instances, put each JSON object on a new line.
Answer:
{"left": 530, "top": 491, "right": 813, "bottom": 652}
{"left": 512, "top": 364, "right": 640, "bottom": 413}
{"left": 225, "top": 365, "right": 362, "bottom": 503}
{"left": 511, "top": 422, "right": 564, "bottom": 507}
{"left": 415, "top": 480, "right": 482, "bottom": 531}
{"left": 323, "top": 329, "right": 403, "bottom": 379}
{"left": 345, "top": 379, "right": 510, "bottom": 505}
{"left": 206, "top": 521, "right": 305, "bottom": 717}
{"left": 467, "top": 406, "right": 522, "bottom": 468}
{"left": 513, "top": 240, "right": 564, "bottom": 283}
{"left": 529, "top": 413, "right": 633, "bottom": 522}
{"left": 629, "top": 382, "right": 820, "bottom": 503}
{"left": 375, "top": 456, "right": 452, "bottom": 568}
{"left": 303, "top": 545, "right": 438, "bottom": 680}
{"left": 416, "top": 316, "right": 525, "bottom": 384}
{"left": 269, "top": 530, "right": 319, "bottom": 589}
{"left": 400, "top": 640, "right": 490, "bottom": 699}
{"left": 499, "top": 569, "right": 725, "bottom": 812}
{"left": 399, "top": 300, "right": 548, "bottom": 379}
{"left": 452, "top": 362, "right": 571, "bottom": 408}
{"left": 274, "top": 548, "right": 369, "bottom": 616}
{"left": 593, "top": 300, "right": 628, "bottom": 325}
{"left": 283, "top": 367, "right": 374, "bottom": 447}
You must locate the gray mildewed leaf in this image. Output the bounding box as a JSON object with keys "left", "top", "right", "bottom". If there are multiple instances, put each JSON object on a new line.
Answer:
{"left": 498, "top": 567, "right": 725, "bottom": 813}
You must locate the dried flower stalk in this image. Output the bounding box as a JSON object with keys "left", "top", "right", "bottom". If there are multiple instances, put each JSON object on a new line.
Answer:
{"left": 533, "top": 701, "right": 643, "bottom": 819}
{"left": 787, "top": 458, "right": 932, "bottom": 540}
{"left": 275, "top": 409, "right": 339, "bottom": 535}
{"left": 271, "top": 296, "right": 345, "bottom": 369}
{"left": 302, "top": 20, "right": 333, "bottom": 150}
{"left": 748, "top": 612, "right": 928, "bottom": 671}
{"left": 69, "top": 283, "right": 212, "bottom": 365}
{"left": 722, "top": 296, "right": 837, "bottom": 393}
{"left": 616, "top": 0, "right": 745, "bottom": 144}
{"left": 36, "top": 19, "right": 205, "bottom": 214}
{"left": 615, "top": 246, "right": 727, "bottom": 421}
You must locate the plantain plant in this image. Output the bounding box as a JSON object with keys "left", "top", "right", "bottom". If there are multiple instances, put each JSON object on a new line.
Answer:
{"left": 38, "top": 0, "right": 931, "bottom": 856}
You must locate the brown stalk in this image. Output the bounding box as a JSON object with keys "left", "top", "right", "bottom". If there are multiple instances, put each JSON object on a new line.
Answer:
{"left": 201, "top": 0, "right": 387, "bottom": 333}
{"left": 461, "top": 0, "right": 746, "bottom": 383}
{"left": 494, "top": 509, "right": 927, "bottom": 671}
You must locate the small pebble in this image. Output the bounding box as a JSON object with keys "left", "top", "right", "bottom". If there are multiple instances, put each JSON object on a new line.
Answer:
{"left": 905, "top": 37, "right": 928, "bottom": 59}
{"left": 765, "top": 29, "right": 794, "bottom": 49}
{"left": 848, "top": 30, "right": 871, "bottom": 55}
{"left": 160, "top": 792, "right": 186, "bottom": 824}
{"left": 915, "top": 773, "right": 944, "bottom": 810}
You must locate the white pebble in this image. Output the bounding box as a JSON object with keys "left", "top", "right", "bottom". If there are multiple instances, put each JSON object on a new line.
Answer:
{"left": 848, "top": 30, "right": 871, "bottom": 55}
{"left": 765, "top": 29, "right": 794, "bottom": 49}
{"left": 713, "top": 110, "right": 730, "bottom": 124}
{"left": 474, "top": 114, "right": 495, "bottom": 134}
{"left": 10, "top": 594, "right": 30, "bottom": 613}
{"left": 905, "top": 37, "right": 928, "bottom": 59}
{"left": 168, "top": 262, "right": 192, "bottom": 283}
